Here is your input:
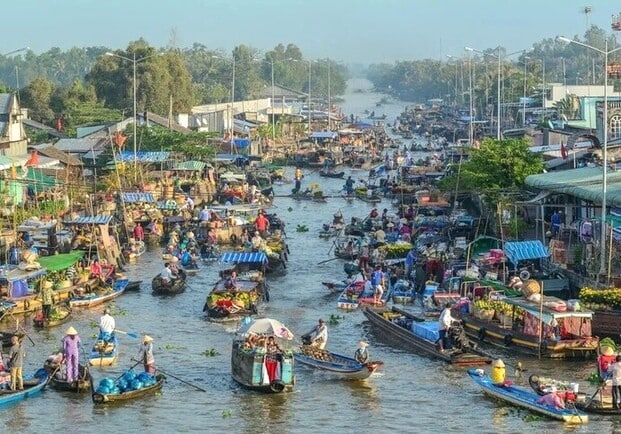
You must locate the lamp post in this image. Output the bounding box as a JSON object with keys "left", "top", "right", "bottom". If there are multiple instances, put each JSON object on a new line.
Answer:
{"left": 307, "top": 60, "right": 312, "bottom": 132}
{"left": 105, "top": 51, "right": 161, "bottom": 171}
{"left": 2, "top": 48, "right": 29, "bottom": 103}
{"left": 557, "top": 36, "right": 621, "bottom": 276}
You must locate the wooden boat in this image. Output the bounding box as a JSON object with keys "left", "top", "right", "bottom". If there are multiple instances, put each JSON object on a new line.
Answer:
{"left": 231, "top": 318, "right": 295, "bottom": 393}
{"left": 355, "top": 190, "right": 382, "bottom": 203}
{"left": 0, "top": 300, "right": 17, "bottom": 322}
{"left": 123, "top": 240, "right": 146, "bottom": 263}
{"left": 89, "top": 333, "right": 119, "bottom": 367}
{"left": 203, "top": 279, "right": 266, "bottom": 322}
{"left": 468, "top": 369, "right": 588, "bottom": 423}
{"left": 182, "top": 263, "right": 200, "bottom": 276}
{"left": 44, "top": 361, "right": 91, "bottom": 392}
{"left": 529, "top": 374, "right": 618, "bottom": 414}
{"left": 392, "top": 280, "right": 416, "bottom": 304}
{"left": 92, "top": 374, "right": 165, "bottom": 404}
{"left": 70, "top": 279, "right": 129, "bottom": 309}
{"left": 362, "top": 306, "right": 491, "bottom": 366}
{"left": 0, "top": 369, "right": 49, "bottom": 406}
{"left": 319, "top": 170, "right": 345, "bottom": 179}
{"left": 289, "top": 191, "right": 327, "bottom": 202}
{"left": 461, "top": 293, "right": 599, "bottom": 359}
{"left": 151, "top": 275, "right": 186, "bottom": 295}
{"left": 125, "top": 280, "right": 142, "bottom": 291}
{"left": 33, "top": 304, "right": 72, "bottom": 329}
{"left": 294, "top": 345, "right": 383, "bottom": 380}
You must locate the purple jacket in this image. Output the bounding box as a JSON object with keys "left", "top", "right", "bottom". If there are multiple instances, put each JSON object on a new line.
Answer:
{"left": 63, "top": 335, "right": 81, "bottom": 356}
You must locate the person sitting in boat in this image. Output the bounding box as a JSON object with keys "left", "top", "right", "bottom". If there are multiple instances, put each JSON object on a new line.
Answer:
{"left": 369, "top": 208, "right": 379, "bottom": 219}
{"left": 159, "top": 263, "right": 176, "bottom": 285}
{"left": 438, "top": 303, "right": 455, "bottom": 352}
{"left": 307, "top": 319, "right": 328, "bottom": 350}
{"left": 354, "top": 341, "right": 370, "bottom": 364}
{"left": 98, "top": 308, "right": 115, "bottom": 343}
{"left": 169, "top": 256, "right": 182, "bottom": 278}
{"left": 333, "top": 211, "right": 345, "bottom": 227}
{"left": 225, "top": 271, "right": 238, "bottom": 290}
{"left": 90, "top": 258, "right": 103, "bottom": 282}
{"left": 266, "top": 336, "right": 281, "bottom": 354}
{"left": 251, "top": 232, "right": 264, "bottom": 251}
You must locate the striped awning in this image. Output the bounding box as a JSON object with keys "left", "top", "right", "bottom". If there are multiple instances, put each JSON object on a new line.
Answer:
{"left": 69, "top": 215, "right": 112, "bottom": 225}
{"left": 117, "top": 151, "right": 171, "bottom": 163}
{"left": 173, "top": 160, "right": 206, "bottom": 171}
{"left": 122, "top": 192, "right": 155, "bottom": 203}
{"left": 219, "top": 252, "right": 268, "bottom": 264}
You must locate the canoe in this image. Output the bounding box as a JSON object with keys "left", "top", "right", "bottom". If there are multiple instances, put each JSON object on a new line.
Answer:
{"left": 70, "top": 279, "right": 129, "bottom": 309}
{"left": 33, "top": 304, "right": 72, "bottom": 329}
{"left": 92, "top": 374, "right": 165, "bottom": 404}
{"left": 0, "top": 369, "right": 48, "bottom": 406}
{"left": 294, "top": 345, "right": 383, "bottom": 380}
{"left": 44, "top": 362, "right": 91, "bottom": 392}
{"left": 319, "top": 170, "right": 345, "bottom": 179}
{"left": 151, "top": 275, "right": 186, "bottom": 296}
{"left": 89, "top": 334, "right": 119, "bottom": 367}
{"left": 529, "top": 374, "right": 617, "bottom": 414}
{"left": 468, "top": 369, "right": 588, "bottom": 423}
{"left": 362, "top": 306, "right": 491, "bottom": 366}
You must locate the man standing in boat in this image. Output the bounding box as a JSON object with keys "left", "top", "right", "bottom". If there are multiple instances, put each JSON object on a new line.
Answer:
{"left": 308, "top": 319, "right": 328, "bottom": 350}
{"left": 438, "top": 303, "right": 455, "bottom": 352}
{"left": 345, "top": 176, "right": 354, "bottom": 195}
{"left": 293, "top": 167, "right": 303, "bottom": 194}
{"left": 98, "top": 308, "right": 115, "bottom": 343}
{"left": 40, "top": 280, "right": 54, "bottom": 320}
{"left": 8, "top": 335, "right": 24, "bottom": 390}
{"left": 133, "top": 223, "right": 144, "bottom": 242}
{"left": 371, "top": 265, "right": 385, "bottom": 305}
{"left": 354, "top": 341, "right": 370, "bottom": 364}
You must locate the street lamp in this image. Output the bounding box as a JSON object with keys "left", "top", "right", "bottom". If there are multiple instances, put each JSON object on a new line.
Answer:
{"left": 105, "top": 51, "right": 161, "bottom": 171}
{"left": 557, "top": 36, "right": 621, "bottom": 276}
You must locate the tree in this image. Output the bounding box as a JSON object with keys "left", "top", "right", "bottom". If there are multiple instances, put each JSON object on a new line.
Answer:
{"left": 438, "top": 138, "right": 544, "bottom": 205}
{"left": 21, "top": 77, "right": 55, "bottom": 123}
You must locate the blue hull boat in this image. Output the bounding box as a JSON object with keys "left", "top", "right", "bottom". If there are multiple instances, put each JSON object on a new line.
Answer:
{"left": 89, "top": 333, "right": 119, "bottom": 367}
{"left": 468, "top": 369, "right": 588, "bottom": 423}
{"left": 0, "top": 370, "right": 48, "bottom": 406}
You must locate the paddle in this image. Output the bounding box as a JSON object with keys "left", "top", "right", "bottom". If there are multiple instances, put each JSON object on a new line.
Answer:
{"left": 584, "top": 378, "right": 607, "bottom": 408}
{"left": 317, "top": 257, "right": 340, "bottom": 266}
{"left": 113, "top": 360, "right": 142, "bottom": 383}
{"left": 115, "top": 329, "right": 140, "bottom": 339}
{"left": 130, "top": 359, "right": 207, "bottom": 392}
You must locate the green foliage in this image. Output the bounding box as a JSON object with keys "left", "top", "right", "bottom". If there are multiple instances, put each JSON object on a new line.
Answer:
{"left": 201, "top": 348, "right": 220, "bottom": 357}
{"left": 438, "top": 138, "right": 544, "bottom": 205}
{"left": 133, "top": 125, "right": 218, "bottom": 159}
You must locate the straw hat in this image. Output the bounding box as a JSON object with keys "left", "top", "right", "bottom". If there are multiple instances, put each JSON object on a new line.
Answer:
{"left": 601, "top": 346, "right": 615, "bottom": 356}
{"left": 171, "top": 256, "right": 179, "bottom": 263}
{"left": 492, "top": 359, "right": 505, "bottom": 368}
{"left": 186, "top": 231, "right": 195, "bottom": 239}
{"left": 42, "top": 280, "right": 53, "bottom": 290}
{"left": 143, "top": 335, "right": 154, "bottom": 343}
{"left": 358, "top": 341, "right": 369, "bottom": 349}
{"left": 65, "top": 326, "right": 78, "bottom": 336}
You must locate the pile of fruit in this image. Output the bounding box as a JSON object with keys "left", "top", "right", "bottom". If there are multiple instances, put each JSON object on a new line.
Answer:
{"left": 378, "top": 242, "right": 413, "bottom": 258}
{"left": 95, "top": 370, "right": 157, "bottom": 395}
{"left": 300, "top": 345, "right": 334, "bottom": 362}
{"left": 208, "top": 291, "right": 259, "bottom": 309}
{"left": 48, "top": 306, "right": 68, "bottom": 321}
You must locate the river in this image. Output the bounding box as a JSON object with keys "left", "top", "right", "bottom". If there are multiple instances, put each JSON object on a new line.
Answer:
{"left": 4, "top": 78, "right": 610, "bottom": 433}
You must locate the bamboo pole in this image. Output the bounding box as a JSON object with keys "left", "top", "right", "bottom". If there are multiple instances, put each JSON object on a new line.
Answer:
{"left": 538, "top": 280, "right": 544, "bottom": 360}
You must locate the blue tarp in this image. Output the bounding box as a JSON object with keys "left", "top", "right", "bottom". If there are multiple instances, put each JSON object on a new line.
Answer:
{"left": 219, "top": 252, "right": 268, "bottom": 264}
{"left": 234, "top": 139, "right": 250, "bottom": 148}
{"left": 310, "top": 132, "right": 337, "bottom": 139}
{"left": 69, "top": 216, "right": 112, "bottom": 225}
{"left": 117, "top": 151, "right": 171, "bottom": 163}
{"left": 122, "top": 192, "right": 155, "bottom": 203}
{"left": 504, "top": 240, "right": 549, "bottom": 266}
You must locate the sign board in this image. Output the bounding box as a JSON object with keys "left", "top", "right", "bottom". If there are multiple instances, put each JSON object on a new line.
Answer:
{"left": 607, "top": 62, "right": 621, "bottom": 79}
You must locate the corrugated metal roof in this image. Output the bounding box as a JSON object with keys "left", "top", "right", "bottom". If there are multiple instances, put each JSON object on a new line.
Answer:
{"left": 122, "top": 192, "right": 155, "bottom": 203}
{"left": 54, "top": 138, "right": 106, "bottom": 153}
{"left": 31, "top": 145, "right": 83, "bottom": 166}
{"left": 69, "top": 215, "right": 112, "bottom": 225}
{"left": 0, "top": 155, "right": 28, "bottom": 170}
{"left": 219, "top": 252, "right": 268, "bottom": 264}
{"left": 0, "top": 94, "right": 11, "bottom": 114}
{"left": 173, "top": 160, "right": 206, "bottom": 171}
{"left": 504, "top": 240, "right": 549, "bottom": 266}
{"left": 117, "top": 151, "right": 171, "bottom": 163}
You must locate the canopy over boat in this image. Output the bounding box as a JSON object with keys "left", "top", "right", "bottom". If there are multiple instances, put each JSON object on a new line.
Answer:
{"left": 38, "top": 251, "right": 84, "bottom": 272}
{"left": 237, "top": 318, "right": 294, "bottom": 339}
{"left": 219, "top": 252, "right": 268, "bottom": 264}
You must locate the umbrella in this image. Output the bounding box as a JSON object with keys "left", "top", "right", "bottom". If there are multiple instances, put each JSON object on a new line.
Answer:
{"left": 237, "top": 318, "right": 294, "bottom": 340}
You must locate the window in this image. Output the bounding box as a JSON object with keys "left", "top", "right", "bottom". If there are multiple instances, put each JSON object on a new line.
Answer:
{"left": 610, "top": 114, "right": 621, "bottom": 140}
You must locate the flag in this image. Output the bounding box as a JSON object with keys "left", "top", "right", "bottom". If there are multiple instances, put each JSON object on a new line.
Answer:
{"left": 25, "top": 150, "right": 39, "bottom": 167}
{"left": 560, "top": 142, "right": 568, "bottom": 160}
{"left": 113, "top": 131, "right": 127, "bottom": 149}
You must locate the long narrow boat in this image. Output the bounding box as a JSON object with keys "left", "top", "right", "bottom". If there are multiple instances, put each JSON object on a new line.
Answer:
{"left": 70, "top": 279, "right": 129, "bottom": 309}
{"left": 92, "top": 374, "right": 165, "bottom": 404}
{"left": 33, "top": 304, "right": 72, "bottom": 329}
{"left": 468, "top": 369, "right": 588, "bottom": 423}
{"left": 294, "top": 345, "right": 383, "bottom": 380}
{"left": 362, "top": 306, "right": 491, "bottom": 366}
{"left": 44, "top": 361, "right": 91, "bottom": 393}
{"left": 125, "top": 280, "right": 142, "bottom": 291}
{"left": 319, "top": 170, "right": 345, "bottom": 179}
{"left": 0, "top": 369, "right": 48, "bottom": 406}
{"left": 89, "top": 334, "right": 119, "bottom": 367}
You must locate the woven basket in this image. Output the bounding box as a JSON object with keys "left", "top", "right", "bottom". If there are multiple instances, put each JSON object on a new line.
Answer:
{"left": 522, "top": 279, "right": 541, "bottom": 297}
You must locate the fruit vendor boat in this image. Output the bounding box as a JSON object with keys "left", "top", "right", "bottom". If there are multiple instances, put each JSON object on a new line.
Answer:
{"left": 363, "top": 306, "right": 491, "bottom": 366}
{"left": 0, "top": 369, "right": 49, "bottom": 406}
{"left": 468, "top": 369, "right": 588, "bottom": 423}
{"left": 461, "top": 284, "right": 598, "bottom": 359}
{"left": 231, "top": 318, "right": 295, "bottom": 393}
{"left": 294, "top": 344, "right": 383, "bottom": 380}
{"left": 89, "top": 333, "right": 119, "bottom": 367}
{"left": 92, "top": 370, "right": 165, "bottom": 404}
{"left": 33, "top": 304, "right": 72, "bottom": 328}
{"left": 70, "top": 278, "right": 129, "bottom": 309}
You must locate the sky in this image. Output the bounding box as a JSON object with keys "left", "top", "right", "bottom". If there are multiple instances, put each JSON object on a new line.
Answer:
{"left": 3, "top": 0, "right": 618, "bottom": 64}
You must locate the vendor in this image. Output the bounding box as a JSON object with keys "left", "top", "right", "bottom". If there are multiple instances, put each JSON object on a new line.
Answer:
{"left": 225, "top": 271, "right": 238, "bottom": 290}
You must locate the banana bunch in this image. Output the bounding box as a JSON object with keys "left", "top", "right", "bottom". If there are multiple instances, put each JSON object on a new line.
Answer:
{"left": 379, "top": 243, "right": 413, "bottom": 258}
{"left": 266, "top": 241, "right": 283, "bottom": 253}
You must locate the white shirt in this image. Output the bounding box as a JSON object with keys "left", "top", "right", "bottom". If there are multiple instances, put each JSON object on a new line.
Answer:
{"left": 609, "top": 362, "right": 621, "bottom": 386}
{"left": 160, "top": 266, "right": 174, "bottom": 281}
{"left": 99, "top": 314, "right": 115, "bottom": 334}
{"left": 438, "top": 307, "right": 454, "bottom": 331}
{"left": 314, "top": 324, "right": 328, "bottom": 343}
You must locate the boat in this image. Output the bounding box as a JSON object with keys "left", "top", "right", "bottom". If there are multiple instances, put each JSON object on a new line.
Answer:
{"left": 182, "top": 263, "right": 200, "bottom": 276}
{"left": 362, "top": 306, "right": 491, "bottom": 366}
{"left": 294, "top": 345, "right": 383, "bottom": 380}
{"left": 89, "top": 333, "right": 119, "bottom": 367}
{"left": 355, "top": 189, "right": 382, "bottom": 203}
{"left": 122, "top": 240, "right": 146, "bottom": 263}
{"left": 289, "top": 191, "right": 328, "bottom": 202}
{"left": 70, "top": 279, "right": 129, "bottom": 309}
{"left": 468, "top": 369, "right": 588, "bottom": 423}
{"left": 43, "top": 358, "right": 91, "bottom": 392}
{"left": 33, "top": 304, "right": 72, "bottom": 329}
{"left": 461, "top": 287, "right": 599, "bottom": 359}
{"left": 392, "top": 280, "right": 416, "bottom": 304}
{"left": 151, "top": 275, "right": 186, "bottom": 295}
{"left": 319, "top": 170, "right": 345, "bottom": 179}
{"left": 0, "top": 369, "right": 49, "bottom": 406}
{"left": 125, "top": 280, "right": 142, "bottom": 291}
{"left": 231, "top": 318, "right": 295, "bottom": 393}
{"left": 92, "top": 373, "right": 165, "bottom": 404}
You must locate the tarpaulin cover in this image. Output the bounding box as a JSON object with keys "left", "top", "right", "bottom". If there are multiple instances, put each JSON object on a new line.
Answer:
{"left": 117, "top": 151, "right": 171, "bottom": 163}
{"left": 38, "top": 252, "right": 85, "bottom": 272}
{"left": 69, "top": 216, "right": 112, "bottom": 225}
{"left": 503, "top": 240, "right": 549, "bottom": 266}
{"left": 219, "top": 252, "right": 268, "bottom": 264}
{"left": 121, "top": 192, "right": 155, "bottom": 203}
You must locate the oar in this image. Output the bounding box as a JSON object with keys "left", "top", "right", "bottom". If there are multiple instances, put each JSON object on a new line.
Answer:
{"left": 584, "top": 378, "right": 607, "bottom": 408}
{"left": 317, "top": 257, "right": 340, "bottom": 265}
{"left": 115, "top": 329, "right": 140, "bottom": 339}
{"left": 131, "top": 360, "right": 207, "bottom": 392}
{"left": 113, "top": 360, "right": 142, "bottom": 382}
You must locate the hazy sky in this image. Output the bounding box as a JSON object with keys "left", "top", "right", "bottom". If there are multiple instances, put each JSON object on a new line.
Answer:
{"left": 3, "top": 0, "right": 617, "bottom": 63}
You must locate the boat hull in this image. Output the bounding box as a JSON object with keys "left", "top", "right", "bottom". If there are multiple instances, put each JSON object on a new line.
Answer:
{"left": 294, "top": 347, "right": 382, "bottom": 380}
{"left": 70, "top": 279, "right": 128, "bottom": 309}
{"left": 89, "top": 335, "right": 119, "bottom": 367}
{"left": 0, "top": 370, "right": 48, "bottom": 406}
{"left": 151, "top": 276, "right": 186, "bottom": 295}
{"left": 231, "top": 343, "right": 294, "bottom": 393}
{"left": 92, "top": 376, "right": 165, "bottom": 404}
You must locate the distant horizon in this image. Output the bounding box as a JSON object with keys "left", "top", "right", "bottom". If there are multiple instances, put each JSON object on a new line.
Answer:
{"left": 2, "top": 1, "right": 619, "bottom": 65}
